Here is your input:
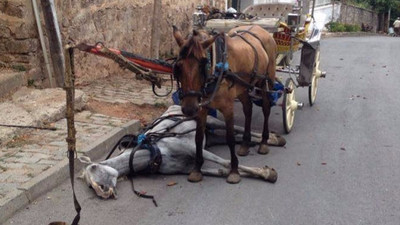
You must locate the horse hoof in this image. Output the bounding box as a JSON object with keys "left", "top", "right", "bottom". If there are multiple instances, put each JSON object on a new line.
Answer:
{"left": 257, "top": 144, "right": 270, "bottom": 155}
{"left": 237, "top": 145, "right": 250, "bottom": 156}
{"left": 188, "top": 171, "right": 203, "bottom": 183}
{"left": 266, "top": 168, "right": 278, "bottom": 183}
{"left": 226, "top": 172, "right": 241, "bottom": 184}
{"left": 267, "top": 134, "right": 286, "bottom": 146}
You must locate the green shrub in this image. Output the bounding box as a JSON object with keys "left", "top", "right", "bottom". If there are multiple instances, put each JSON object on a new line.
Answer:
{"left": 325, "top": 22, "right": 361, "bottom": 32}
{"left": 344, "top": 24, "right": 361, "bottom": 32}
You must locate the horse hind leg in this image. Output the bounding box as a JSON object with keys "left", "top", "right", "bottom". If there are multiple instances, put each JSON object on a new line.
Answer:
{"left": 201, "top": 150, "right": 277, "bottom": 183}
{"left": 258, "top": 80, "right": 272, "bottom": 155}
{"left": 206, "top": 114, "right": 285, "bottom": 147}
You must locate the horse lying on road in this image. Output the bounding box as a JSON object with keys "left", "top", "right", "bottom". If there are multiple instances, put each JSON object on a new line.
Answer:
{"left": 79, "top": 105, "right": 285, "bottom": 199}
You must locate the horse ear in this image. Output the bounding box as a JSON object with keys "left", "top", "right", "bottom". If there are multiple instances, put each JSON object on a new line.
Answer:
{"left": 201, "top": 33, "right": 221, "bottom": 49}
{"left": 173, "top": 25, "right": 184, "bottom": 47}
{"left": 78, "top": 156, "right": 92, "bottom": 164}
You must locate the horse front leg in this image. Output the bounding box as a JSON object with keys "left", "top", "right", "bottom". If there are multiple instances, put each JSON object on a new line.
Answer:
{"left": 187, "top": 108, "right": 207, "bottom": 182}
{"left": 258, "top": 81, "right": 272, "bottom": 154}
{"left": 221, "top": 106, "right": 241, "bottom": 184}
{"left": 237, "top": 93, "right": 253, "bottom": 156}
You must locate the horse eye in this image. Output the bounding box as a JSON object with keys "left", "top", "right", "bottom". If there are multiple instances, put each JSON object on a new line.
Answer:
{"left": 90, "top": 165, "right": 97, "bottom": 171}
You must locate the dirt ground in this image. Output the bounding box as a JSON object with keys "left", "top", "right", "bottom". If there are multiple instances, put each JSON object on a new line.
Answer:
{"left": 85, "top": 99, "right": 168, "bottom": 126}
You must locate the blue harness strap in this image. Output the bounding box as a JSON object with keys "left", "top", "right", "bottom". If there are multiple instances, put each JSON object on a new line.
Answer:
{"left": 253, "top": 81, "right": 285, "bottom": 107}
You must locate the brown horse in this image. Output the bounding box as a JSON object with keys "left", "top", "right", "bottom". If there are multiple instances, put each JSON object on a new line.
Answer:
{"left": 173, "top": 25, "right": 277, "bottom": 184}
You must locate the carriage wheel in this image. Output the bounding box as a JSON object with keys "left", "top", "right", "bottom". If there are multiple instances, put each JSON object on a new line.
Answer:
{"left": 308, "top": 49, "right": 321, "bottom": 106}
{"left": 282, "top": 78, "right": 296, "bottom": 134}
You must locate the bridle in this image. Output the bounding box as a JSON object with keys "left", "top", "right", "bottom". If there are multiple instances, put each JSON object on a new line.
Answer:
{"left": 173, "top": 57, "right": 209, "bottom": 101}
{"left": 173, "top": 34, "right": 227, "bottom": 108}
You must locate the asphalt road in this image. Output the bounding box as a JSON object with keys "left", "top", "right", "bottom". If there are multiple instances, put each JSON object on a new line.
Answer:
{"left": 5, "top": 36, "right": 400, "bottom": 225}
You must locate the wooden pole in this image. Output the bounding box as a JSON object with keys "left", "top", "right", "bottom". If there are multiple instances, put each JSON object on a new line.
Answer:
{"left": 32, "top": 0, "right": 55, "bottom": 88}
{"left": 388, "top": 7, "right": 391, "bottom": 33}
{"left": 64, "top": 45, "right": 81, "bottom": 225}
{"left": 40, "top": 0, "right": 64, "bottom": 87}
{"left": 150, "top": 0, "right": 162, "bottom": 59}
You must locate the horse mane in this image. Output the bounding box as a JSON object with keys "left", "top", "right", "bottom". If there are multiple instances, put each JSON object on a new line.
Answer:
{"left": 179, "top": 33, "right": 206, "bottom": 60}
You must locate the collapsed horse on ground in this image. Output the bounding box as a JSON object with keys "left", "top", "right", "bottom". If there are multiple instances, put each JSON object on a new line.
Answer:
{"left": 80, "top": 105, "right": 285, "bottom": 199}
{"left": 172, "top": 25, "right": 277, "bottom": 184}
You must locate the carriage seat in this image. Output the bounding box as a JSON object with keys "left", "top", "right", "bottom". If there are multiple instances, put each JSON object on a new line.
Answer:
{"left": 242, "top": 3, "right": 294, "bottom": 22}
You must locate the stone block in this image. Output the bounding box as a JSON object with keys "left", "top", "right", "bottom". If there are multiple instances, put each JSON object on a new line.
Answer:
{"left": 0, "top": 26, "right": 11, "bottom": 38}
{"left": 12, "top": 87, "right": 88, "bottom": 123}
{"left": 12, "top": 22, "right": 37, "bottom": 39}
{"left": 0, "top": 102, "right": 35, "bottom": 144}
{"left": 0, "top": 71, "right": 25, "bottom": 98}
{"left": 4, "top": 39, "right": 39, "bottom": 54}
{"left": 1, "top": 0, "right": 25, "bottom": 18}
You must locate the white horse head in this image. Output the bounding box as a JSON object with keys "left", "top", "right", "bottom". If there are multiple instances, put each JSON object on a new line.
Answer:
{"left": 79, "top": 156, "right": 119, "bottom": 199}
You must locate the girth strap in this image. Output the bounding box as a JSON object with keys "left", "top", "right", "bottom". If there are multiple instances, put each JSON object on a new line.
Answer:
{"left": 233, "top": 34, "right": 259, "bottom": 81}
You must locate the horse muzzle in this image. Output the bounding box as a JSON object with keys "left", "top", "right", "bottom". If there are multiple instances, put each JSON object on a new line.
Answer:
{"left": 182, "top": 104, "right": 199, "bottom": 117}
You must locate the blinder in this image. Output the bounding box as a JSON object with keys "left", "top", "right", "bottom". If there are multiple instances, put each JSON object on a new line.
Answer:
{"left": 173, "top": 56, "right": 210, "bottom": 101}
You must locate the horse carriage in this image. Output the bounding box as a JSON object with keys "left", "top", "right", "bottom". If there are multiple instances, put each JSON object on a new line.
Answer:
{"left": 201, "top": 1, "right": 326, "bottom": 133}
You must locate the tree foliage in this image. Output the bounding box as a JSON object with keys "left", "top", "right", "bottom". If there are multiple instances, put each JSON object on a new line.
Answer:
{"left": 353, "top": 0, "right": 400, "bottom": 12}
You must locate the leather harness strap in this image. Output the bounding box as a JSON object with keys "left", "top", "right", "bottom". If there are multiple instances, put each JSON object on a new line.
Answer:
{"left": 128, "top": 144, "right": 159, "bottom": 207}
{"left": 235, "top": 29, "right": 270, "bottom": 56}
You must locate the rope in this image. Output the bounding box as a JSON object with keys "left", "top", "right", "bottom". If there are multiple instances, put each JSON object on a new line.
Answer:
{"left": 0, "top": 124, "right": 57, "bottom": 130}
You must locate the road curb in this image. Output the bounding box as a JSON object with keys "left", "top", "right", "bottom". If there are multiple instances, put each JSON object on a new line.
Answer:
{"left": 0, "top": 119, "right": 140, "bottom": 224}
{"left": 322, "top": 32, "right": 385, "bottom": 38}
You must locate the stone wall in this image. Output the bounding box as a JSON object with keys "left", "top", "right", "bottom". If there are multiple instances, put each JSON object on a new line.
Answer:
{"left": 337, "top": 2, "right": 378, "bottom": 32}
{"left": 0, "top": 0, "right": 39, "bottom": 81}
{"left": 0, "top": 0, "right": 225, "bottom": 87}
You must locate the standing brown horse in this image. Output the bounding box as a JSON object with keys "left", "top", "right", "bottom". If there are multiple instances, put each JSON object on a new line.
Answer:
{"left": 173, "top": 25, "right": 277, "bottom": 184}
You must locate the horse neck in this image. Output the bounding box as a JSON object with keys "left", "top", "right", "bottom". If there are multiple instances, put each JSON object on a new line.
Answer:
{"left": 100, "top": 149, "right": 151, "bottom": 176}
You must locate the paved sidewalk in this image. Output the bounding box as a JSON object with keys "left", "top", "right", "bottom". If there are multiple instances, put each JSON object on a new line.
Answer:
{"left": 0, "top": 110, "right": 139, "bottom": 223}
{"left": 0, "top": 73, "right": 172, "bottom": 223}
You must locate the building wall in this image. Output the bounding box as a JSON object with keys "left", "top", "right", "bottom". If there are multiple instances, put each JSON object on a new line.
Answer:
{"left": 0, "top": 0, "right": 39, "bottom": 76}
{"left": 337, "top": 2, "right": 377, "bottom": 32}
{"left": 0, "top": 0, "right": 225, "bottom": 86}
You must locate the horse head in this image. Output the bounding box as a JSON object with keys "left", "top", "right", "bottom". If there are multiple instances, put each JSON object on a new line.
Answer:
{"left": 173, "top": 26, "right": 219, "bottom": 117}
{"left": 79, "top": 156, "right": 118, "bottom": 199}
